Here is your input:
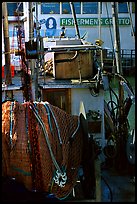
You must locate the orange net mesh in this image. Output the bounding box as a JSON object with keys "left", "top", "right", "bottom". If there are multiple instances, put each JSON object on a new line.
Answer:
{"left": 2, "top": 101, "right": 83, "bottom": 199}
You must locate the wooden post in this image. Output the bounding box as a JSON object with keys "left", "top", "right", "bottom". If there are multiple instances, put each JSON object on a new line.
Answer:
{"left": 2, "top": 2, "right": 13, "bottom": 99}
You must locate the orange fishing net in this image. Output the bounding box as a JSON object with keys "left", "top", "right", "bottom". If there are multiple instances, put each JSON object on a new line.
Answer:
{"left": 2, "top": 101, "right": 83, "bottom": 199}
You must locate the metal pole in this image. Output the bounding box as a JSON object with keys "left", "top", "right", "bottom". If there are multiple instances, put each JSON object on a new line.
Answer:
{"left": 29, "top": 2, "right": 34, "bottom": 45}
{"left": 98, "top": 2, "right": 101, "bottom": 40}
{"left": 2, "top": 2, "right": 12, "bottom": 85}
{"left": 111, "top": 2, "right": 124, "bottom": 115}
{"left": 35, "top": 2, "right": 39, "bottom": 101}
{"left": 2, "top": 2, "right": 13, "bottom": 99}
{"left": 29, "top": 2, "right": 35, "bottom": 80}
{"left": 98, "top": 2, "right": 104, "bottom": 70}
{"left": 70, "top": 2, "right": 82, "bottom": 82}
{"left": 70, "top": 2, "right": 80, "bottom": 39}
{"left": 111, "top": 3, "right": 127, "bottom": 170}
{"left": 111, "top": 2, "right": 123, "bottom": 75}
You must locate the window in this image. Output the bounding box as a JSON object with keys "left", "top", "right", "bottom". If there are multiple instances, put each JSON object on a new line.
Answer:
{"left": 41, "top": 2, "right": 60, "bottom": 14}
{"left": 62, "top": 2, "right": 81, "bottom": 14}
{"left": 42, "top": 89, "right": 71, "bottom": 114}
{"left": 118, "top": 2, "right": 128, "bottom": 13}
{"left": 83, "top": 2, "right": 98, "bottom": 14}
{"left": 7, "top": 3, "right": 23, "bottom": 16}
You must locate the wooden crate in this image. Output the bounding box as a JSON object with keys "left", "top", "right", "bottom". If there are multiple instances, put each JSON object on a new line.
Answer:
{"left": 53, "top": 50, "right": 93, "bottom": 79}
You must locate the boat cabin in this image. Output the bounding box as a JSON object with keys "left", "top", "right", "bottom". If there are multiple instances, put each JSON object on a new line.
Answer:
{"left": 38, "top": 38, "right": 106, "bottom": 148}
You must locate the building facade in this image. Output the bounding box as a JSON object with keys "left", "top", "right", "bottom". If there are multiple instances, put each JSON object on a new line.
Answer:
{"left": 2, "top": 2, "right": 135, "bottom": 66}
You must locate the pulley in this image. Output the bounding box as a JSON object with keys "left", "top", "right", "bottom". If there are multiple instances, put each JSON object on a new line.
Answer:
{"left": 95, "top": 39, "right": 104, "bottom": 46}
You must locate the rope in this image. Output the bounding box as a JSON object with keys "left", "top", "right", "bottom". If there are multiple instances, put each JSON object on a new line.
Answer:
{"left": 29, "top": 103, "right": 63, "bottom": 174}
{"left": 44, "top": 102, "right": 62, "bottom": 145}
{"left": 9, "top": 101, "right": 14, "bottom": 146}
{"left": 3, "top": 101, "right": 83, "bottom": 198}
{"left": 44, "top": 101, "right": 80, "bottom": 141}
{"left": 25, "top": 104, "right": 32, "bottom": 155}
{"left": 71, "top": 117, "right": 80, "bottom": 139}
{"left": 30, "top": 102, "right": 69, "bottom": 189}
{"left": 42, "top": 103, "right": 53, "bottom": 132}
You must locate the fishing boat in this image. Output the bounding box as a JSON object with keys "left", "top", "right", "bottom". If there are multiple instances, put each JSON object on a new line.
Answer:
{"left": 2, "top": 2, "right": 135, "bottom": 202}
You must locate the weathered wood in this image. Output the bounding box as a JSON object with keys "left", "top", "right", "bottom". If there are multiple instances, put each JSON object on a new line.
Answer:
{"left": 53, "top": 51, "right": 93, "bottom": 79}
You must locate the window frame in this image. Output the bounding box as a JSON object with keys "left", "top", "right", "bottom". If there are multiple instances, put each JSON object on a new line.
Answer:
{"left": 7, "top": 2, "right": 23, "bottom": 16}
{"left": 82, "top": 2, "right": 99, "bottom": 14}
{"left": 118, "top": 2, "right": 128, "bottom": 13}
{"left": 42, "top": 88, "right": 71, "bottom": 114}
{"left": 62, "top": 2, "right": 81, "bottom": 14}
{"left": 40, "top": 2, "right": 102, "bottom": 15}
{"left": 41, "top": 2, "right": 60, "bottom": 14}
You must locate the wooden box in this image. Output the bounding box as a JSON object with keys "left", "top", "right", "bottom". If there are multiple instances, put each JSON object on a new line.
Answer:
{"left": 53, "top": 50, "right": 93, "bottom": 79}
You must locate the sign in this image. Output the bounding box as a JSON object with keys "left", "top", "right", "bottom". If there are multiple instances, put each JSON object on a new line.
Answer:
{"left": 39, "top": 17, "right": 57, "bottom": 37}
{"left": 46, "top": 17, "right": 57, "bottom": 29}
{"left": 39, "top": 17, "right": 57, "bottom": 29}
{"left": 60, "top": 18, "right": 130, "bottom": 27}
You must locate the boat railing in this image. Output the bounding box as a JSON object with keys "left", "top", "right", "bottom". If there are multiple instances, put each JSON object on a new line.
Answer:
{"left": 101, "top": 49, "right": 135, "bottom": 75}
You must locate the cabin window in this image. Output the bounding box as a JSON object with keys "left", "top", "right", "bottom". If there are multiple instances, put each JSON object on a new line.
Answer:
{"left": 62, "top": 2, "right": 81, "bottom": 14}
{"left": 41, "top": 2, "right": 60, "bottom": 14}
{"left": 118, "top": 2, "right": 128, "bottom": 13}
{"left": 83, "top": 2, "right": 99, "bottom": 14}
{"left": 42, "top": 89, "right": 71, "bottom": 114}
{"left": 7, "top": 3, "right": 23, "bottom": 16}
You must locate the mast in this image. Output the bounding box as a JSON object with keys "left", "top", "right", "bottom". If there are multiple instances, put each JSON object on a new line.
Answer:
{"left": 111, "top": 2, "right": 124, "bottom": 126}
{"left": 28, "top": 2, "right": 35, "bottom": 99}
{"left": 29, "top": 2, "right": 35, "bottom": 78}
{"left": 69, "top": 2, "right": 82, "bottom": 83}
{"left": 111, "top": 2, "right": 128, "bottom": 170}
{"left": 98, "top": 2, "right": 104, "bottom": 70}
{"left": 35, "top": 2, "right": 39, "bottom": 101}
{"left": 70, "top": 2, "right": 80, "bottom": 39}
{"left": 111, "top": 2, "right": 123, "bottom": 75}
{"left": 2, "top": 2, "right": 13, "bottom": 99}
{"left": 98, "top": 2, "right": 101, "bottom": 40}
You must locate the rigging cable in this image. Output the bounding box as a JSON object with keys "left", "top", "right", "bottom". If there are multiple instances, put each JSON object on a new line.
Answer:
{"left": 98, "top": 2, "right": 104, "bottom": 70}
{"left": 105, "top": 2, "right": 116, "bottom": 70}
{"left": 127, "top": 2, "right": 135, "bottom": 40}
{"left": 93, "top": 2, "right": 104, "bottom": 94}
